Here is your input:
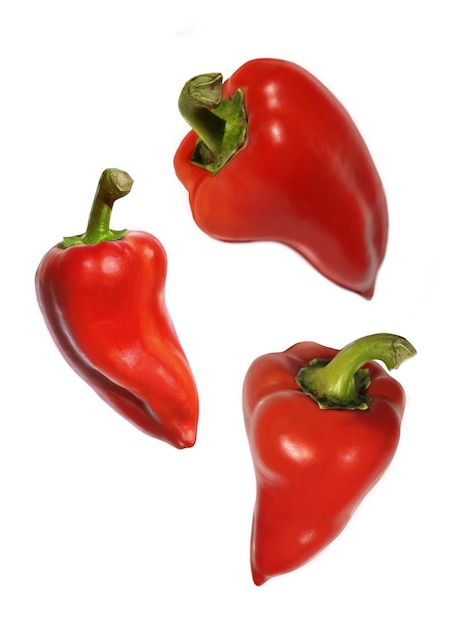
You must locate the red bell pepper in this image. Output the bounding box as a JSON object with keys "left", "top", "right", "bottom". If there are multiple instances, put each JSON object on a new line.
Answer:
{"left": 242, "top": 333, "right": 416, "bottom": 585}
{"left": 175, "top": 58, "right": 388, "bottom": 298}
{"left": 35, "top": 168, "right": 199, "bottom": 449}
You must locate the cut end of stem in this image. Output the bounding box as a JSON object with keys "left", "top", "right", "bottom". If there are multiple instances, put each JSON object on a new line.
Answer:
{"left": 184, "top": 73, "right": 223, "bottom": 109}
{"left": 388, "top": 337, "right": 417, "bottom": 370}
{"left": 108, "top": 168, "right": 134, "bottom": 197}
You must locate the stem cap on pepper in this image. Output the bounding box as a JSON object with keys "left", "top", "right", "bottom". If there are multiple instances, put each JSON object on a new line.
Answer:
{"left": 296, "top": 333, "right": 416, "bottom": 410}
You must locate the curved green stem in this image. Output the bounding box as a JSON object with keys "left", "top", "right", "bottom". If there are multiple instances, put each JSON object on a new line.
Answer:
{"left": 295, "top": 333, "right": 417, "bottom": 410}
{"left": 62, "top": 169, "right": 133, "bottom": 247}
{"left": 178, "top": 73, "right": 226, "bottom": 157}
{"left": 178, "top": 73, "right": 247, "bottom": 174}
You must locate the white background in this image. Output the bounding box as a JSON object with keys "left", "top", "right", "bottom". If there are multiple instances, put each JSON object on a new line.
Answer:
{"left": 1, "top": 1, "right": 469, "bottom": 624}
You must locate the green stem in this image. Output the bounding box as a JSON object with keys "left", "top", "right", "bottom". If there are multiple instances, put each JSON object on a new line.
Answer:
{"left": 178, "top": 73, "right": 247, "bottom": 174}
{"left": 295, "top": 333, "right": 417, "bottom": 410}
{"left": 62, "top": 168, "right": 133, "bottom": 248}
{"left": 178, "top": 73, "right": 226, "bottom": 156}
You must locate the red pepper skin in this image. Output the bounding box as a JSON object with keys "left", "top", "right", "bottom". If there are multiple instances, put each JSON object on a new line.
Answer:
{"left": 243, "top": 339, "right": 411, "bottom": 585}
{"left": 175, "top": 58, "right": 388, "bottom": 298}
{"left": 35, "top": 171, "right": 198, "bottom": 449}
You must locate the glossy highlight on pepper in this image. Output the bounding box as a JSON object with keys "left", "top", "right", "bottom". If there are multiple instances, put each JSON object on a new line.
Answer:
{"left": 243, "top": 333, "right": 416, "bottom": 585}
{"left": 175, "top": 58, "right": 388, "bottom": 298}
{"left": 35, "top": 168, "right": 199, "bottom": 449}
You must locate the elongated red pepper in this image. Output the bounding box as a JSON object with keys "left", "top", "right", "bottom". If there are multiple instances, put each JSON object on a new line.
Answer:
{"left": 175, "top": 58, "right": 388, "bottom": 298}
{"left": 243, "top": 333, "right": 416, "bottom": 585}
{"left": 35, "top": 169, "right": 199, "bottom": 449}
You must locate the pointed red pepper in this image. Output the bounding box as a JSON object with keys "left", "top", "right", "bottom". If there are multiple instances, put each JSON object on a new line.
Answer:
{"left": 174, "top": 58, "right": 388, "bottom": 298}
{"left": 242, "top": 333, "right": 416, "bottom": 585}
{"left": 35, "top": 169, "right": 199, "bottom": 449}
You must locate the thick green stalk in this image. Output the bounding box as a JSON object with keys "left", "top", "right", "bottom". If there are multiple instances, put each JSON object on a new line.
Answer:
{"left": 178, "top": 73, "right": 226, "bottom": 156}
{"left": 295, "top": 333, "right": 416, "bottom": 410}
{"left": 62, "top": 168, "right": 133, "bottom": 248}
{"left": 178, "top": 73, "right": 247, "bottom": 174}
